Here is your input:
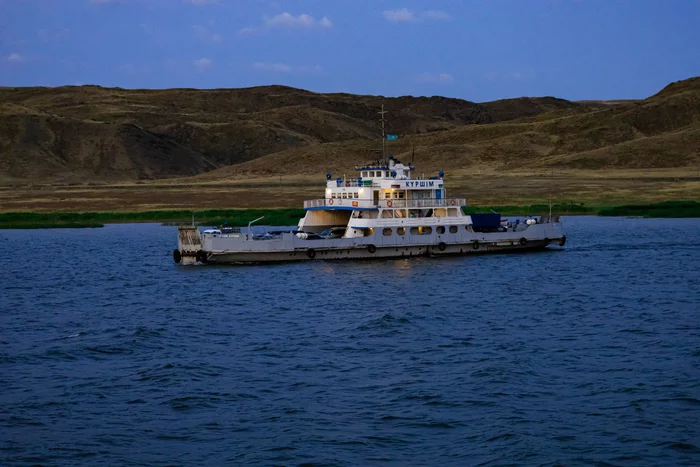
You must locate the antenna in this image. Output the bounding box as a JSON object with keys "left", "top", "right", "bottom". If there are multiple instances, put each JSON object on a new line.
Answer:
{"left": 379, "top": 103, "right": 388, "bottom": 165}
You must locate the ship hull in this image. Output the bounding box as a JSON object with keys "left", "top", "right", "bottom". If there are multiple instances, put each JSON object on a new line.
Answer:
{"left": 204, "top": 239, "right": 558, "bottom": 264}
{"left": 177, "top": 223, "right": 566, "bottom": 265}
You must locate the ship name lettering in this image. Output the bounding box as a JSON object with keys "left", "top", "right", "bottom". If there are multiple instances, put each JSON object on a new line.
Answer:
{"left": 405, "top": 181, "right": 435, "bottom": 188}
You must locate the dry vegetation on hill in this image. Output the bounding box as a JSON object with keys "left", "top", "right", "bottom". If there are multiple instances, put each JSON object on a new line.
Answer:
{"left": 0, "top": 77, "right": 698, "bottom": 212}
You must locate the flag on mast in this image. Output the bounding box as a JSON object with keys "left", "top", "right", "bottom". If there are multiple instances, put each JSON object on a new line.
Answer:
{"left": 386, "top": 134, "right": 399, "bottom": 141}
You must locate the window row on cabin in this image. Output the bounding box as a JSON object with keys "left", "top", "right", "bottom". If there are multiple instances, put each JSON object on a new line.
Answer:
{"left": 361, "top": 171, "right": 390, "bottom": 178}
{"left": 331, "top": 192, "right": 360, "bottom": 199}
{"left": 382, "top": 225, "right": 461, "bottom": 236}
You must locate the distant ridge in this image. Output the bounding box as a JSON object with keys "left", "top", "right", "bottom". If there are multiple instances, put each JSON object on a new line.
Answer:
{"left": 0, "top": 77, "right": 698, "bottom": 183}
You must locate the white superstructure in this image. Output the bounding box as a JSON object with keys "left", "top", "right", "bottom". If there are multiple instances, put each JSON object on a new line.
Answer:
{"left": 174, "top": 107, "right": 565, "bottom": 265}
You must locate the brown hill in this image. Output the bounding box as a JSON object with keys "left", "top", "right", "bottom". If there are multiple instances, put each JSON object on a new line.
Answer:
{"left": 0, "top": 85, "right": 586, "bottom": 183}
{"left": 1, "top": 78, "right": 699, "bottom": 184}
{"left": 199, "top": 76, "right": 700, "bottom": 178}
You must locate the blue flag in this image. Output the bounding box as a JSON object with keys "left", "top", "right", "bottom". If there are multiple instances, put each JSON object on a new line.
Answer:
{"left": 387, "top": 134, "right": 399, "bottom": 141}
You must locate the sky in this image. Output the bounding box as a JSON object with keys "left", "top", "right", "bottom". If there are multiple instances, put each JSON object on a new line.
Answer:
{"left": 1, "top": 0, "right": 699, "bottom": 102}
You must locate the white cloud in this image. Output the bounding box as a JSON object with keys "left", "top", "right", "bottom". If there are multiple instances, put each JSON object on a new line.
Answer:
{"left": 484, "top": 69, "right": 536, "bottom": 82}
{"left": 422, "top": 10, "right": 450, "bottom": 21}
{"left": 7, "top": 53, "right": 23, "bottom": 62}
{"left": 240, "top": 12, "right": 332, "bottom": 34}
{"left": 417, "top": 72, "right": 454, "bottom": 84}
{"left": 265, "top": 12, "right": 332, "bottom": 28}
{"left": 252, "top": 62, "right": 322, "bottom": 74}
{"left": 238, "top": 27, "right": 257, "bottom": 36}
{"left": 384, "top": 9, "right": 451, "bottom": 23}
{"left": 253, "top": 62, "right": 291, "bottom": 73}
{"left": 183, "top": 0, "right": 218, "bottom": 5}
{"left": 193, "top": 57, "right": 212, "bottom": 71}
{"left": 193, "top": 24, "right": 222, "bottom": 43}
{"left": 118, "top": 63, "right": 136, "bottom": 74}
{"left": 383, "top": 8, "right": 416, "bottom": 23}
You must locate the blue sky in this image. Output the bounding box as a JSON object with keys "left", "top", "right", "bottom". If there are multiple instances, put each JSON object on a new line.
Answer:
{"left": 1, "top": 0, "right": 699, "bottom": 102}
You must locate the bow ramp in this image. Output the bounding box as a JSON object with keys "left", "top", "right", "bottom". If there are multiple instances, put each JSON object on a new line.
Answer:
{"left": 175, "top": 225, "right": 203, "bottom": 265}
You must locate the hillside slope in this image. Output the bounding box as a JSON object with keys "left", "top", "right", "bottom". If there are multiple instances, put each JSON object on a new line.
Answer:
{"left": 0, "top": 85, "right": 586, "bottom": 182}
{"left": 1, "top": 77, "right": 699, "bottom": 183}
{"left": 199, "top": 77, "right": 700, "bottom": 178}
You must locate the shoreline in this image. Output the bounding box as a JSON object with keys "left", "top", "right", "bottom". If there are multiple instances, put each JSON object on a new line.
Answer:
{"left": 1, "top": 201, "right": 698, "bottom": 229}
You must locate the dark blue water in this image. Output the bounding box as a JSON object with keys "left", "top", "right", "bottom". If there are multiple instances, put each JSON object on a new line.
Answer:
{"left": 1, "top": 217, "right": 699, "bottom": 466}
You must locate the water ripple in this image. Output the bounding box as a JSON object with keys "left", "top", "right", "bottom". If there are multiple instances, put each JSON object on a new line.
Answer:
{"left": 0, "top": 217, "right": 699, "bottom": 466}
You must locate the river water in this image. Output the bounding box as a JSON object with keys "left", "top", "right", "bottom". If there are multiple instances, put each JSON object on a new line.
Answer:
{"left": 1, "top": 217, "right": 699, "bottom": 466}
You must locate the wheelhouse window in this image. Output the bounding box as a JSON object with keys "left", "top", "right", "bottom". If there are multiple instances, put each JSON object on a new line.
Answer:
{"left": 354, "top": 193, "right": 359, "bottom": 199}
{"left": 331, "top": 192, "right": 336, "bottom": 198}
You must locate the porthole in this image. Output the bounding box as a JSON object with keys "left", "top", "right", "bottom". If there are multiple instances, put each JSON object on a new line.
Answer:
{"left": 449, "top": 225, "right": 458, "bottom": 234}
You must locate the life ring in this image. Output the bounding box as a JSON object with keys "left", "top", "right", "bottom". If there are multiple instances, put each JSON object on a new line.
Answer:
{"left": 450, "top": 199, "right": 456, "bottom": 206}
{"left": 367, "top": 244, "right": 377, "bottom": 254}
{"left": 307, "top": 249, "right": 316, "bottom": 259}
{"left": 386, "top": 200, "right": 393, "bottom": 208}
{"left": 173, "top": 249, "right": 181, "bottom": 263}
{"left": 329, "top": 199, "right": 334, "bottom": 205}
{"left": 346, "top": 181, "right": 351, "bottom": 187}
{"left": 519, "top": 238, "right": 527, "bottom": 246}
{"left": 438, "top": 242, "right": 447, "bottom": 251}
{"left": 472, "top": 241, "right": 480, "bottom": 250}
{"left": 559, "top": 236, "right": 567, "bottom": 247}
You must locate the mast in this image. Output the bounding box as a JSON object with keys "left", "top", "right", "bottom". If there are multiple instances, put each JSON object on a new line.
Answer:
{"left": 379, "top": 104, "right": 387, "bottom": 165}
{"left": 549, "top": 167, "right": 553, "bottom": 220}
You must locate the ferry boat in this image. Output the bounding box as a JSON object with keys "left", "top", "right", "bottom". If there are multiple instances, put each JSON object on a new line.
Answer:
{"left": 173, "top": 111, "right": 566, "bottom": 265}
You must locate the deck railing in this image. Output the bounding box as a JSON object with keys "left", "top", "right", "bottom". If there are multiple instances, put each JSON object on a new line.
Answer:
{"left": 303, "top": 198, "right": 466, "bottom": 209}
{"left": 378, "top": 198, "right": 466, "bottom": 209}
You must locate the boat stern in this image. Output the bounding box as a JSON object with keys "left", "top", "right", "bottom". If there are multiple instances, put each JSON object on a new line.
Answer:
{"left": 174, "top": 225, "right": 203, "bottom": 265}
